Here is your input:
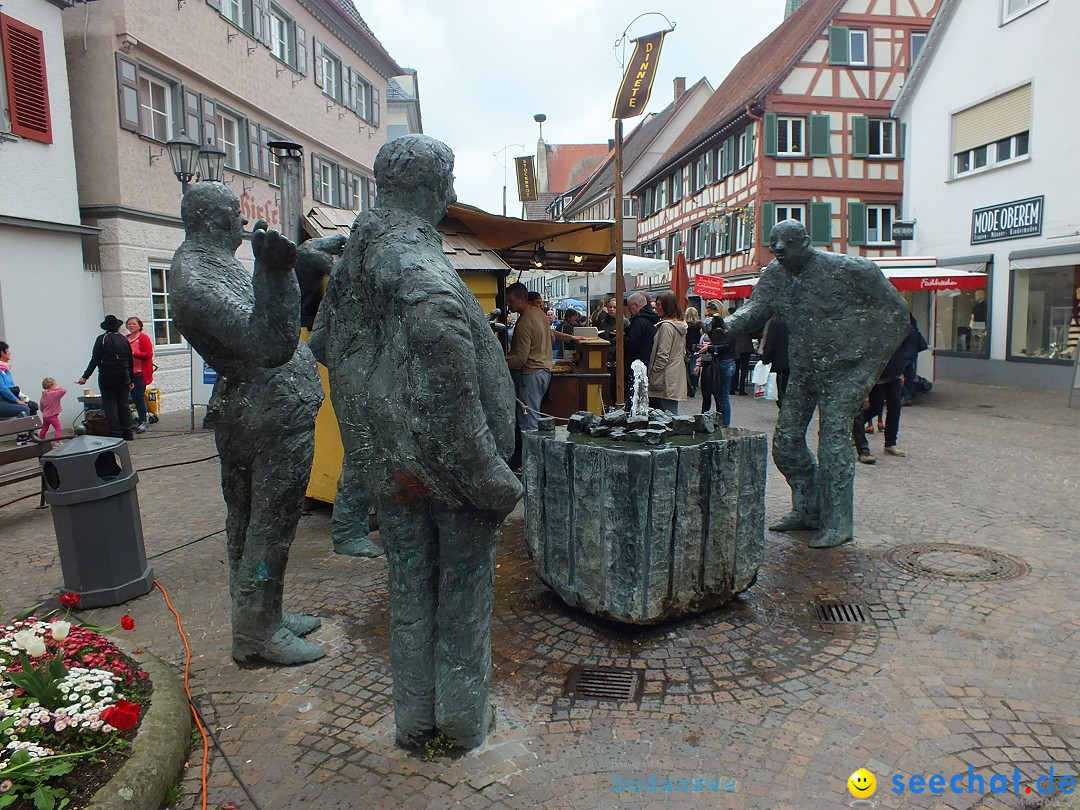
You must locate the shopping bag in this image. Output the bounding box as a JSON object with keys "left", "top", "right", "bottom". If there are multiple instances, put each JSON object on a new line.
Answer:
{"left": 750, "top": 360, "right": 771, "bottom": 386}
{"left": 764, "top": 372, "right": 778, "bottom": 401}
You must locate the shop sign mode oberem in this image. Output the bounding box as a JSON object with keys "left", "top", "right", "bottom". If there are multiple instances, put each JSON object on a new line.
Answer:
{"left": 970, "top": 196, "right": 1043, "bottom": 245}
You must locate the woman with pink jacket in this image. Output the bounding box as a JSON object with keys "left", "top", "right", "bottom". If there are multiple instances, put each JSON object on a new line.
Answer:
{"left": 126, "top": 317, "right": 154, "bottom": 433}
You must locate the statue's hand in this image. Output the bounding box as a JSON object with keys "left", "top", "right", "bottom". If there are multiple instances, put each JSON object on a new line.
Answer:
{"left": 252, "top": 224, "right": 297, "bottom": 273}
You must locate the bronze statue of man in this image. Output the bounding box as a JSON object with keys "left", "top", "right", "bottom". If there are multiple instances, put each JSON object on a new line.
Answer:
{"left": 309, "top": 135, "right": 521, "bottom": 750}
{"left": 170, "top": 182, "right": 325, "bottom": 665}
{"left": 725, "top": 219, "right": 908, "bottom": 548}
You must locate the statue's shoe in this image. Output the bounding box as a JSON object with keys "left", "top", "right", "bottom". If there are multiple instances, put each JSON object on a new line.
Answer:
{"left": 446, "top": 704, "right": 496, "bottom": 751}
{"left": 769, "top": 511, "right": 820, "bottom": 532}
{"left": 333, "top": 536, "right": 384, "bottom": 558}
{"left": 808, "top": 530, "right": 853, "bottom": 549}
{"left": 282, "top": 611, "right": 321, "bottom": 637}
{"left": 233, "top": 627, "right": 325, "bottom": 665}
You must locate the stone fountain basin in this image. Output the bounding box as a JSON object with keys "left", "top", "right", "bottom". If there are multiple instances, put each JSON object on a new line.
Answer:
{"left": 522, "top": 426, "right": 768, "bottom": 625}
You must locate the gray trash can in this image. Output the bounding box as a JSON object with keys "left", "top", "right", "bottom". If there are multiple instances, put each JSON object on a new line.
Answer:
{"left": 41, "top": 435, "right": 153, "bottom": 608}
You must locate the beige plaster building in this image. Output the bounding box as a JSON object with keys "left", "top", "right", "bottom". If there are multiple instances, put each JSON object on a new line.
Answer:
{"left": 62, "top": 0, "right": 404, "bottom": 411}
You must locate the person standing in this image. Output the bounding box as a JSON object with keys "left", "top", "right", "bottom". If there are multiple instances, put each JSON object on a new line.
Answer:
{"left": 696, "top": 304, "right": 736, "bottom": 425}
{"left": 505, "top": 281, "right": 554, "bottom": 469}
{"left": 38, "top": 378, "right": 66, "bottom": 441}
{"left": 648, "top": 292, "right": 688, "bottom": 413}
{"left": 623, "top": 292, "right": 658, "bottom": 406}
{"left": 78, "top": 316, "right": 134, "bottom": 441}
{"left": 684, "top": 306, "right": 702, "bottom": 397}
{"left": 760, "top": 315, "right": 790, "bottom": 410}
{"left": 125, "top": 317, "right": 154, "bottom": 434}
{"left": 729, "top": 308, "right": 755, "bottom": 396}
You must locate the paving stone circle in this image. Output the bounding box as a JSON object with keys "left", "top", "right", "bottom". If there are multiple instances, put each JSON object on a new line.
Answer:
{"left": 884, "top": 542, "right": 1030, "bottom": 583}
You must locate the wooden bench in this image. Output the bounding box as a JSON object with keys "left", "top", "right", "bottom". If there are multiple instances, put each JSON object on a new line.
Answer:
{"left": 0, "top": 415, "right": 54, "bottom": 506}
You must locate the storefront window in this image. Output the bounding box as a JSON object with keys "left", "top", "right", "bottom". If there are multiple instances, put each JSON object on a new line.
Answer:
{"left": 1008, "top": 264, "right": 1080, "bottom": 362}
{"left": 936, "top": 289, "right": 988, "bottom": 354}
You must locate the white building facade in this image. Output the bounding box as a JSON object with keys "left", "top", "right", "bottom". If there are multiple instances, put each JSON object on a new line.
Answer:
{"left": 0, "top": 0, "right": 104, "bottom": 422}
{"left": 894, "top": 0, "right": 1077, "bottom": 388}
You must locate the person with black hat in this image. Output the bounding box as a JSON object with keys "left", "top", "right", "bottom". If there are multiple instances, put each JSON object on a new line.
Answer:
{"left": 78, "top": 315, "right": 135, "bottom": 440}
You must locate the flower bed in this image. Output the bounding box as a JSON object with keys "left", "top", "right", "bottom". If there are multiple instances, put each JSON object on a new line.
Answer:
{"left": 0, "top": 598, "right": 152, "bottom": 810}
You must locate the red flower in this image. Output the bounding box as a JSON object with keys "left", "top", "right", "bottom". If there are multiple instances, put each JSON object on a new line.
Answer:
{"left": 120, "top": 615, "right": 135, "bottom": 631}
{"left": 59, "top": 592, "right": 81, "bottom": 608}
{"left": 101, "top": 699, "right": 141, "bottom": 731}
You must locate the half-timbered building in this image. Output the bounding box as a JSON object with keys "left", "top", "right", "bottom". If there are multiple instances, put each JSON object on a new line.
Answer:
{"left": 631, "top": 0, "right": 941, "bottom": 298}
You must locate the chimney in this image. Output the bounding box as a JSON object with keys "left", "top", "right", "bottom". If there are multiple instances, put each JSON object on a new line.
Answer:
{"left": 674, "top": 77, "right": 686, "bottom": 101}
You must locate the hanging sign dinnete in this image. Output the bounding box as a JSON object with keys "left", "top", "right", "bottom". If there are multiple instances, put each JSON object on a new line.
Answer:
{"left": 515, "top": 155, "right": 538, "bottom": 202}
{"left": 612, "top": 30, "right": 667, "bottom": 120}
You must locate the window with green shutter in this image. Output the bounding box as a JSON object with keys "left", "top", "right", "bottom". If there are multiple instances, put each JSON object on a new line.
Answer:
{"left": 829, "top": 26, "right": 850, "bottom": 65}
{"left": 760, "top": 202, "right": 775, "bottom": 244}
{"left": 848, "top": 202, "right": 867, "bottom": 246}
{"left": 851, "top": 115, "right": 869, "bottom": 158}
{"left": 810, "top": 202, "right": 832, "bottom": 245}
{"left": 764, "top": 113, "right": 778, "bottom": 157}
{"left": 809, "top": 114, "right": 830, "bottom": 157}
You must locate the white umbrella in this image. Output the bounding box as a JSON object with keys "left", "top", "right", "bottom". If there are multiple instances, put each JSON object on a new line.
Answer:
{"left": 598, "top": 255, "right": 670, "bottom": 276}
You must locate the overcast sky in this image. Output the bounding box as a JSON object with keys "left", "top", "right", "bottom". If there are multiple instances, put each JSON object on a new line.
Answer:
{"left": 354, "top": 0, "right": 788, "bottom": 216}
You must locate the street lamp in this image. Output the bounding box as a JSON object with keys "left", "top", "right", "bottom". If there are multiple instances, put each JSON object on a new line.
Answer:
{"left": 494, "top": 142, "right": 524, "bottom": 217}
{"left": 165, "top": 132, "right": 201, "bottom": 194}
{"left": 198, "top": 140, "right": 227, "bottom": 183}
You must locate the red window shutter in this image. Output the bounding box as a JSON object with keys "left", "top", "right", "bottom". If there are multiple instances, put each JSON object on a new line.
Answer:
{"left": 1, "top": 14, "right": 52, "bottom": 144}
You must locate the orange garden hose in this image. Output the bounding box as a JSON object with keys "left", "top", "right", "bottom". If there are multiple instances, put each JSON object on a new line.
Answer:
{"left": 154, "top": 579, "right": 209, "bottom": 810}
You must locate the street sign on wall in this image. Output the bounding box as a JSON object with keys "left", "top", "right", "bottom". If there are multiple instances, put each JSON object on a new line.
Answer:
{"left": 892, "top": 221, "right": 915, "bottom": 241}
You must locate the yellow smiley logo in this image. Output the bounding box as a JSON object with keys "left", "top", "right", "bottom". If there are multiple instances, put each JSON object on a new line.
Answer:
{"left": 848, "top": 768, "right": 876, "bottom": 798}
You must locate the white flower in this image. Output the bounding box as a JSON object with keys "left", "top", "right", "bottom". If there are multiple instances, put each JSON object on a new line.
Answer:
{"left": 50, "top": 621, "right": 71, "bottom": 641}
{"left": 12, "top": 630, "right": 45, "bottom": 658}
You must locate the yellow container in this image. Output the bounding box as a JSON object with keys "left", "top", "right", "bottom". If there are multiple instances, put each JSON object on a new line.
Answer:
{"left": 144, "top": 387, "right": 160, "bottom": 416}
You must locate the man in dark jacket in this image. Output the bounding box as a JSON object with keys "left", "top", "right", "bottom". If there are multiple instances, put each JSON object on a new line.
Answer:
{"left": 852, "top": 333, "right": 911, "bottom": 462}
{"left": 760, "top": 316, "right": 790, "bottom": 410}
{"left": 623, "top": 292, "right": 659, "bottom": 406}
{"left": 78, "top": 315, "right": 134, "bottom": 441}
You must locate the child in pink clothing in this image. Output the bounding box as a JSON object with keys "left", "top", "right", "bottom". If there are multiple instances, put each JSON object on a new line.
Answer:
{"left": 39, "top": 378, "right": 65, "bottom": 440}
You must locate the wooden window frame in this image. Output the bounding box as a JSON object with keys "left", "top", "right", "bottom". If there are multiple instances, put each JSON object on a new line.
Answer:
{"left": 1, "top": 14, "right": 52, "bottom": 144}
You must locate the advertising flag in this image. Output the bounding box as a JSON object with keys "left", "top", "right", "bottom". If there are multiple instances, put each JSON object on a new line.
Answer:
{"left": 612, "top": 30, "right": 667, "bottom": 119}
{"left": 515, "top": 155, "right": 538, "bottom": 202}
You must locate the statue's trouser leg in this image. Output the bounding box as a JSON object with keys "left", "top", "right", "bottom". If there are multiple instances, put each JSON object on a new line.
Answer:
{"left": 379, "top": 501, "right": 438, "bottom": 744}
{"left": 772, "top": 376, "right": 820, "bottom": 520}
{"left": 231, "top": 429, "right": 314, "bottom": 649}
{"left": 216, "top": 431, "right": 251, "bottom": 604}
{"left": 433, "top": 509, "right": 497, "bottom": 749}
{"left": 331, "top": 459, "right": 380, "bottom": 555}
{"left": 818, "top": 369, "right": 878, "bottom": 541}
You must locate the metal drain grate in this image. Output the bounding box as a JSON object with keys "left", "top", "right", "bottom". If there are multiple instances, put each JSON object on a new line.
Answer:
{"left": 813, "top": 603, "right": 868, "bottom": 623}
{"left": 885, "top": 543, "right": 1029, "bottom": 582}
{"left": 563, "top": 666, "right": 642, "bottom": 702}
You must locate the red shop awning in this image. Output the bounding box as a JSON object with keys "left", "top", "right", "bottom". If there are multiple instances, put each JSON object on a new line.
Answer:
{"left": 874, "top": 257, "right": 988, "bottom": 292}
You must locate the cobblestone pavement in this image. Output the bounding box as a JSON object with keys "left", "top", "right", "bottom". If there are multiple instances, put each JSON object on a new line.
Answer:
{"left": 1, "top": 381, "right": 1077, "bottom": 810}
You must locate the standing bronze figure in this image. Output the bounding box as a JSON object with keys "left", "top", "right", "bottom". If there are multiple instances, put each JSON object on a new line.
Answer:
{"left": 171, "top": 182, "right": 325, "bottom": 665}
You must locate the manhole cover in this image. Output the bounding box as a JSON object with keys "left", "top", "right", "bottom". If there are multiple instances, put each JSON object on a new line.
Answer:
{"left": 885, "top": 543, "right": 1029, "bottom": 582}
{"left": 813, "top": 603, "right": 868, "bottom": 623}
{"left": 563, "top": 666, "right": 641, "bottom": 702}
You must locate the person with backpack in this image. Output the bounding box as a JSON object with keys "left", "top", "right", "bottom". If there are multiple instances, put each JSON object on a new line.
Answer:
{"left": 78, "top": 315, "right": 134, "bottom": 440}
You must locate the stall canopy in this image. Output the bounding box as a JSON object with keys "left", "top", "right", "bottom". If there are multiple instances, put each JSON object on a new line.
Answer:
{"left": 302, "top": 206, "right": 515, "bottom": 275}
{"left": 447, "top": 203, "right": 615, "bottom": 274}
